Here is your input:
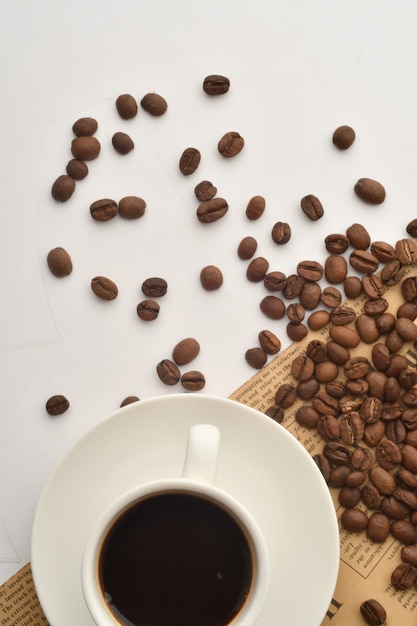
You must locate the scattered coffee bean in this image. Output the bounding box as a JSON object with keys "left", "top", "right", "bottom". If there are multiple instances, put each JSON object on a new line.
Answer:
{"left": 371, "top": 240, "right": 396, "bottom": 263}
{"left": 47, "top": 247, "right": 73, "bottom": 277}
{"left": 282, "top": 274, "right": 303, "bottom": 299}
{"left": 194, "top": 180, "right": 217, "bottom": 201}
{"left": 321, "top": 286, "right": 342, "bottom": 308}
{"left": 66, "top": 159, "right": 88, "bottom": 180}
{"left": 141, "top": 277, "right": 168, "bottom": 298}
{"left": 324, "top": 233, "right": 350, "bottom": 254}
{"left": 197, "top": 198, "right": 228, "bottom": 223}
{"left": 401, "top": 545, "right": 417, "bottom": 566}
{"left": 264, "top": 271, "right": 287, "bottom": 292}
{"left": 200, "top": 265, "right": 223, "bottom": 290}
{"left": 136, "top": 299, "right": 160, "bottom": 320}
{"left": 395, "top": 237, "right": 417, "bottom": 265}
{"left": 51, "top": 174, "right": 76, "bottom": 202}
{"left": 349, "top": 249, "right": 379, "bottom": 274}
{"left": 156, "top": 359, "right": 181, "bottom": 385}
{"left": 271, "top": 221, "right": 291, "bottom": 244}
{"left": 71, "top": 135, "right": 101, "bottom": 160}
{"left": 354, "top": 178, "right": 386, "bottom": 204}
{"left": 91, "top": 276, "right": 118, "bottom": 301}
{"left": 120, "top": 396, "right": 140, "bottom": 407}
{"left": 246, "top": 195, "right": 265, "bottom": 220}
{"left": 341, "top": 508, "right": 368, "bottom": 532}
{"left": 140, "top": 92, "right": 168, "bottom": 116}
{"left": 245, "top": 347, "right": 267, "bottom": 369}
{"left": 391, "top": 561, "right": 417, "bottom": 588}
{"left": 299, "top": 282, "right": 322, "bottom": 310}
{"left": 72, "top": 117, "right": 98, "bottom": 137}
{"left": 346, "top": 223, "right": 371, "bottom": 250}
{"left": 300, "top": 194, "right": 324, "bottom": 221}
{"left": 406, "top": 218, "right": 417, "bottom": 238}
{"left": 218, "top": 131, "right": 244, "bottom": 157}
{"left": 237, "top": 236, "right": 257, "bottom": 260}
{"left": 246, "top": 257, "right": 269, "bottom": 282}
{"left": 344, "top": 276, "right": 362, "bottom": 299}
{"left": 286, "top": 322, "right": 308, "bottom": 342}
{"left": 359, "top": 599, "right": 386, "bottom": 626}
{"left": 118, "top": 196, "right": 146, "bottom": 219}
{"left": 366, "top": 512, "right": 391, "bottom": 543}
{"left": 203, "top": 75, "right": 230, "bottom": 95}
{"left": 181, "top": 370, "right": 206, "bottom": 391}
{"left": 324, "top": 255, "right": 348, "bottom": 284}
{"left": 172, "top": 338, "right": 200, "bottom": 366}
{"left": 112, "top": 131, "right": 134, "bottom": 155}
{"left": 258, "top": 330, "right": 281, "bottom": 354}
{"left": 46, "top": 394, "right": 70, "bottom": 416}
{"left": 260, "top": 296, "right": 286, "bottom": 320}
{"left": 297, "top": 260, "right": 323, "bottom": 282}
{"left": 90, "top": 198, "right": 118, "bottom": 221}
{"left": 332, "top": 125, "right": 355, "bottom": 150}
{"left": 116, "top": 94, "right": 138, "bottom": 119}
{"left": 179, "top": 147, "right": 201, "bottom": 175}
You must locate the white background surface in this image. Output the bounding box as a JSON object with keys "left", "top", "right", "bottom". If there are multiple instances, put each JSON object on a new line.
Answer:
{"left": 1, "top": 0, "right": 417, "bottom": 587}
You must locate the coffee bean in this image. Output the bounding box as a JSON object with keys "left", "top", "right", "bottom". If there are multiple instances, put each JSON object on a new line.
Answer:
{"left": 354, "top": 178, "right": 386, "bottom": 204}
{"left": 297, "top": 260, "right": 323, "bottom": 282}
{"left": 287, "top": 303, "right": 305, "bottom": 324}
{"left": 142, "top": 277, "right": 168, "bottom": 297}
{"left": 341, "top": 508, "right": 368, "bottom": 532}
{"left": 200, "top": 265, "right": 223, "bottom": 290}
{"left": 361, "top": 483, "right": 382, "bottom": 510}
{"left": 402, "top": 276, "right": 417, "bottom": 302}
{"left": 345, "top": 471, "right": 366, "bottom": 488}
{"left": 323, "top": 441, "right": 352, "bottom": 465}
{"left": 116, "top": 94, "right": 138, "bottom": 119}
{"left": 136, "top": 299, "right": 160, "bottom": 321}
{"left": 313, "top": 454, "right": 332, "bottom": 483}
{"left": 140, "top": 93, "right": 168, "bottom": 116}
{"left": 329, "top": 466, "right": 352, "bottom": 488}
{"left": 245, "top": 347, "right": 267, "bottom": 369}
{"left": 47, "top": 247, "right": 73, "bottom": 277}
{"left": 246, "top": 195, "right": 265, "bottom": 220}
{"left": 287, "top": 323, "right": 308, "bottom": 342}
{"left": 90, "top": 198, "right": 118, "bottom": 221}
{"left": 45, "top": 394, "right": 70, "bottom": 416}
{"left": 51, "top": 174, "right": 76, "bottom": 202}
{"left": 365, "top": 298, "right": 390, "bottom": 318}
{"left": 401, "top": 444, "right": 417, "bottom": 472}
{"left": 391, "top": 561, "right": 417, "bottom": 588}
{"left": 71, "top": 135, "right": 101, "bottom": 160}
{"left": 258, "top": 330, "right": 281, "bottom": 355}
{"left": 72, "top": 117, "right": 98, "bottom": 137}
{"left": 91, "top": 276, "right": 118, "bottom": 301}
{"left": 362, "top": 274, "right": 385, "bottom": 300}
{"left": 339, "top": 486, "right": 361, "bottom": 508}
{"left": 346, "top": 223, "right": 371, "bottom": 249}
{"left": 395, "top": 238, "right": 417, "bottom": 265}
{"left": 282, "top": 274, "right": 303, "bottom": 299}
{"left": 118, "top": 196, "right": 146, "bottom": 219}
{"left": 264, "top": 271, "right": 287, "bottom": 292}
{"left": 331, "top": 305, "right": 356, "bottom": 326}
{"left": 370, "top": 240, "right": 396, "bottom": 263}
{"left": 308, "top": 310, "right": 331, "bottom": 331}
{"left": 396, "top": 317, "right": 417, "bottom": 341}
{"left": 237, "top": 236, "right": 257, "bottom": 260}
{"left": 112, "top": 131, "right": 134, "bottom": 155}
{"left": 246, "top": 257, "right": 269, "bottom": 282}
{"left": 290, "top": 354, "right": 314, "bottom": 381}
{"left": 393, "top": 487, "right": 417, "bottom": 510}
{"left": 344, "top": 276, "right": 362, "bottom": 299}
{"left": 324, "top": 233, "right": 350, "bottom": 254}
{"left": 156, "top": 359, "right": 181, "bottom": 385}
{"left": 66, "top": 159, "right": 88, "bottom": 180}
{"left": 260, "top": 296, "right": 286, "bottom": 319}
{"left": 349, "top": 249, "right": 379, "bottom": 274}
{"left": 181, "top": 370, "right": 206, "bottom": 391}
{"left": 295, "top": 405, "right": 320, "bottom": 428}
{"left": 366, "top": 512, "right": 391, "bottom": 544}
{"left": 401, "top": 545, "right": 417, "bottom": 566}
{"left": 306, "top": 339, "right": 327, "bottom": 363}
{"left": 321, "top": 286, "right": 342, "bottom": 308}
{"left": 375, "top": 440, "right": 402, "bottom": 470}
{"left": 360, "top": 599, "right": 386, "bottom": 626}
{"left": 300, "top": 194, "right": 324, "bottom": 221}
{"left": 380, "top": 259, "right": 405, "bottom": 286}
{"left": 369, "top": 466, "right": 396, "bottom": 495}
{"left": 332, "top": 125, "right": 355, "bottom": 150}
{"left": 296, "top": 378, "right": 320, "bottom": 400}
{"left": 271, "top": 221, "right": 291, "bottom": 244}
{"left": 324, "top": 255, "right": 348, "bottom": 284}
{"left": 406, "top": 218, "right": 417, "bottom": 237}
{"left": 300, "top": 282, "right": 322, "bottom": 309}
{"left": 203, "top": 75, "right": 230, "bottom": 95}
{"left": 218, "top": 131, "right": 244, "bottom": 157}
{"left": 264, "top": 405, "right": 285, "bottom": 423}
{"left": 179, "top": 147, "right": 201, "bottom": 175}
{"left": 172, "top": 338, "right": 200, "bottom": 366}
{"left": 329, "top": 325, "right": 360, "bottom": 348}
{"left": 194, "top": 180, "right": 217, "bottom": 201}
{"left": 120, "top": 396, "right": 140, "bottom": 407}
{"left": 315, "top": 360, "right": 339, "bottom": 384}
{"left": 317, "top": 415, "right": 340, "bottom": 441}
{"left": 197, "top": 198, "right": 228, "bottom": 223}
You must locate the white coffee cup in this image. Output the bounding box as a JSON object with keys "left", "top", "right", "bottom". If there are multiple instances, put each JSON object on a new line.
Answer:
{"left": 81, "top": 424, "right": 270, "bottom": 626}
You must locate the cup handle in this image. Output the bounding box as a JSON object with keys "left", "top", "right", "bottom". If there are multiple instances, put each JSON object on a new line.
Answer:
{"left": 182, "top": 424, "right": 220, "bottom": 484}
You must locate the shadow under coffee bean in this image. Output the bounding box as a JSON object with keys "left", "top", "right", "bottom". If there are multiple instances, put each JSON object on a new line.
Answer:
{"left": 99, "top": 493, "right": 253, "bottom": 626}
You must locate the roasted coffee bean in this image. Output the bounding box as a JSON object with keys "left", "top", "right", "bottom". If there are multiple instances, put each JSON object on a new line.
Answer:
{"left": 391, "top": 562, "right": 417, "bottom": 589}
{"left": 380, "top": 400, "right": 403, "bottom": 421}
{"left": 329, "top": 466, "right": 353, "bottom": 488}
{"left": 306, "top": 339, "right": 327, "bottom": 363}
{"left": 385, "top": 377, "right": 402, "bottom": 402}
{"left": 355, "top": 314, "right": 380, "bottom": 344}
{"left": 45, "top": 394, "right": 70, "bottom": 416}
{"left": 317, "top": 415, "right": 340, "bottom": 441}
{"left": 349, "top": 249, "right": 379, "bottom": 274}
{"left": 282, "top": 274, "right": 303, "bottom": 299}
{"left": 352, "top": 447, "right": 373, "bottom": 473}
{"left": 47, "top": 247, "right": 73, "bottom": 277}
{"left": 396, "top": 317, "right": 417, "bottom": 341}
{"left": 217, "top": 131, "right": 244, "bottom": 157}
{"left": 264, "top": 405, "right": 285, "bottom": 423}
{"left": 51, "top": 174, "right": 76, "bottom": 202}
{"left": 246, "top": 195, "right": 265, "bottom": 220}
{"left": 172, "top": 338, "right": 200, "bottom": 366}
{"left": 393, "top": 487, "right": 417, "bottom": 510}
{"left": 136, "top": 299, "right": 160, "bottom": 320}
{"left": 380, "top": 259, "right": 405, "bottom": 286}
{"left": 116, "top": 94, "right": 138, "bottom": 119}
{"left": 402, "top": 276, "right": 417, "bottom": 302}
{"left": 385, "top": 328, "right": 405, "bottom": 353}
{"left": 324, "top": 255, "right": 348, "bottom": 284}
{"left": 362, "top": 274, "right": 385, "bottom": 300}
{"left": 339, "top": 486, "right": 361, "bottom": 508}
{"left": 156, "top": 359, "right": 180, "bottom": 385}
{"left": 326, "top": 341, "right": 351, "bottom": 365}
{"left": 361, "top": 483, "right": 382, "bottom": 510}
{"left": 286, "top": 322, "right": 308, "bottom": 342}
{"left": 274, "top": 383, "right": 297, "bottom": 408}
{"left": 321, "top": 286, "right": 342, "bottom": 308}
{"left": 366, "top": 512, "right": 391, "bottom": 544}
{"left": 332, "top": 125, "right": 355, "bottom": 149}
{"left": 401, "top": 545, "right": 417, "bottom": 566}
{"left": 90, "top": 198, "right": 118, "bottom": 221}
{"left": 66, "top": 159, "right": 88, "bottom": 180}
{"left": 297, "top": 260, "right": 323, "bottom": 282}
{"left": 397, "top": 301, "right": 417, "bottom": 320}
{"left": 112, "top": 131, "right": 134, "bottom": 155}
{"left": 296, "top": 378, "right": 320, "bottom": 400}
{"left": 245, "top": 347, "right": 267, "bottom": 369}
{"left": 286, "top": 303, "right": 305, "bottom": 324}
{"left": 200, "top": 265, "right": 223, "bottom": 290}
{"left": 375, "top": 440, "right": 402, "bottom": 470}
{"left": 386, "top": 418, "right": 406, "bottom": 443}
{"left": 369, "top": 466, "right": 396, "bottom": 495}
{"left": 325, "top": 380, "right": 346, "bottom": 399}
{"left": 341, "top": 508, "right": 368, "bottom": 532}
{"left": 354, "top": 178, "right": 386, "bottom": 204}
{"left": 258, "top": 330, "right": 281, "bottom": 355}
{"left": 323, "top": 442, "right": 352, "bottom": 466}
{"left": 331, "top": 305, "right": 356, "bottom": 326}
{"left": 179, "top": 147, "right": 201, "bottom": 175}
{"left": 395, "top": 238, "right": 417, "bottom": 265}
{"left": 360, "top": 396, "right": 382, "bottom": 422}
{"left": 140, "top": 92, "right": 168, "bottom": 116}
{"left": 340, "top": 412, "right": 364, "bottom": 445}
{"left": 371, "top": 240, "right": 396, "bottom": 263}
{"left": 360, "top": 599, "right": 386, "bottom": 626}
{"left": 405, "top": 429, "right": 417, "bottom": 446}
{"left": 120, "top": 396, "right": 140, "bottom": 407}
{"left": 71, "top": 135, "right": 101, "bottom": 160}
{"left": 72, "top": 117, "right": 98, "bottom": 137}
{"left": 246, "top": 257, "right": 269, "bottom": 282}
{"left": 299, "top": 282, "right": 322, "bottom": 310}
{"left": 295, "top": 405, "right": 320, "bottom": 428}
{"left": 290, "top": 355, "right": 314, "bottom": 381}
{"left": 91, "top": 276, "right": 118, "bottom": 300}
{"left": 406, "top": 218, "right": 417, "bottom": 237}
{"left": 346, "top": 379, "right": 369, "bottom": 397}
{"left": 329, "top": 325, "right": 361, "bottom": 348}
{"left": 118, "top": 196, "right": 146, "bottom": 219}
{"left": 401, "top": 444, "right": 417, "bottom": 472}
{"left": 264, "top": 271, "right": 287, "bottom": 291}
{"left": 181, "top": 371, "right": 206, "bottom": 391}
{"left": 312, "top": 392, "right": 340, "bottom": 416}
{"left": 386, "top": 354, "right": 408, "bottom": 378}
{"left": 364, "top": 298, "right": 389, "bottom": 317}
{"left": 403, "top": 388, "right": 417, "bottom": 407}
{"left": 197, "top": 198, "right": 228, "bottom": 223}
{"left": 271, "top": 221, "right": 291, "bottom": 244}
{"left": 237, "top": 236, "right": 257, "bottom": 260}
{"left": 203, "top": 74, "right": 230, "bottom": 95}
{"left": 194, "top": 180, "right": 217, "bottom": 201}
{"left": 346, "top": 223, "right": 371, "bottom": 250}
{"left": 339, "top": 395, "right": 363, "bottom": 413}
{"left": 307, "top": 310, "right": 331, "bottom": 331}
{"left": 300, "top": 194, "right": 324, "bottom": 220}
{"left": 313, "top": 454, "right": 331, "bottom": 483}
{"left": 142, "top": 277, "right": 168, "bottom": 298}
{"left": 372, "top": 342, "right": 392, "bottom": 372}
{"left": 398, "top": 369, "right": 417, "bottom": 390}
{"left": 314, "top": 360, "right": 339, "bottom": 384}
{"left": 260, "top": 296, "right": 286, "bottom": 319}
{"left": 324, "top": 233, "right": 350, "bottom": 254}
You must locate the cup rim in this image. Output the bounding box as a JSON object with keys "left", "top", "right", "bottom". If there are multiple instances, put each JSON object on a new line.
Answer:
{"left": 81, "top": 478, "right": 270, "bottom": 626}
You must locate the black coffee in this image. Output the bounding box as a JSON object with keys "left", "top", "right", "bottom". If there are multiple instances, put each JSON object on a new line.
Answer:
{"left": 99, "top": 492, "right": 253, "bottom": 626}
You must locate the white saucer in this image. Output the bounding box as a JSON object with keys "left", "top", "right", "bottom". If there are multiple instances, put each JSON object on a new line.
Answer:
{"left": 31, "top": 394, "right": 339, "bottom": 626}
